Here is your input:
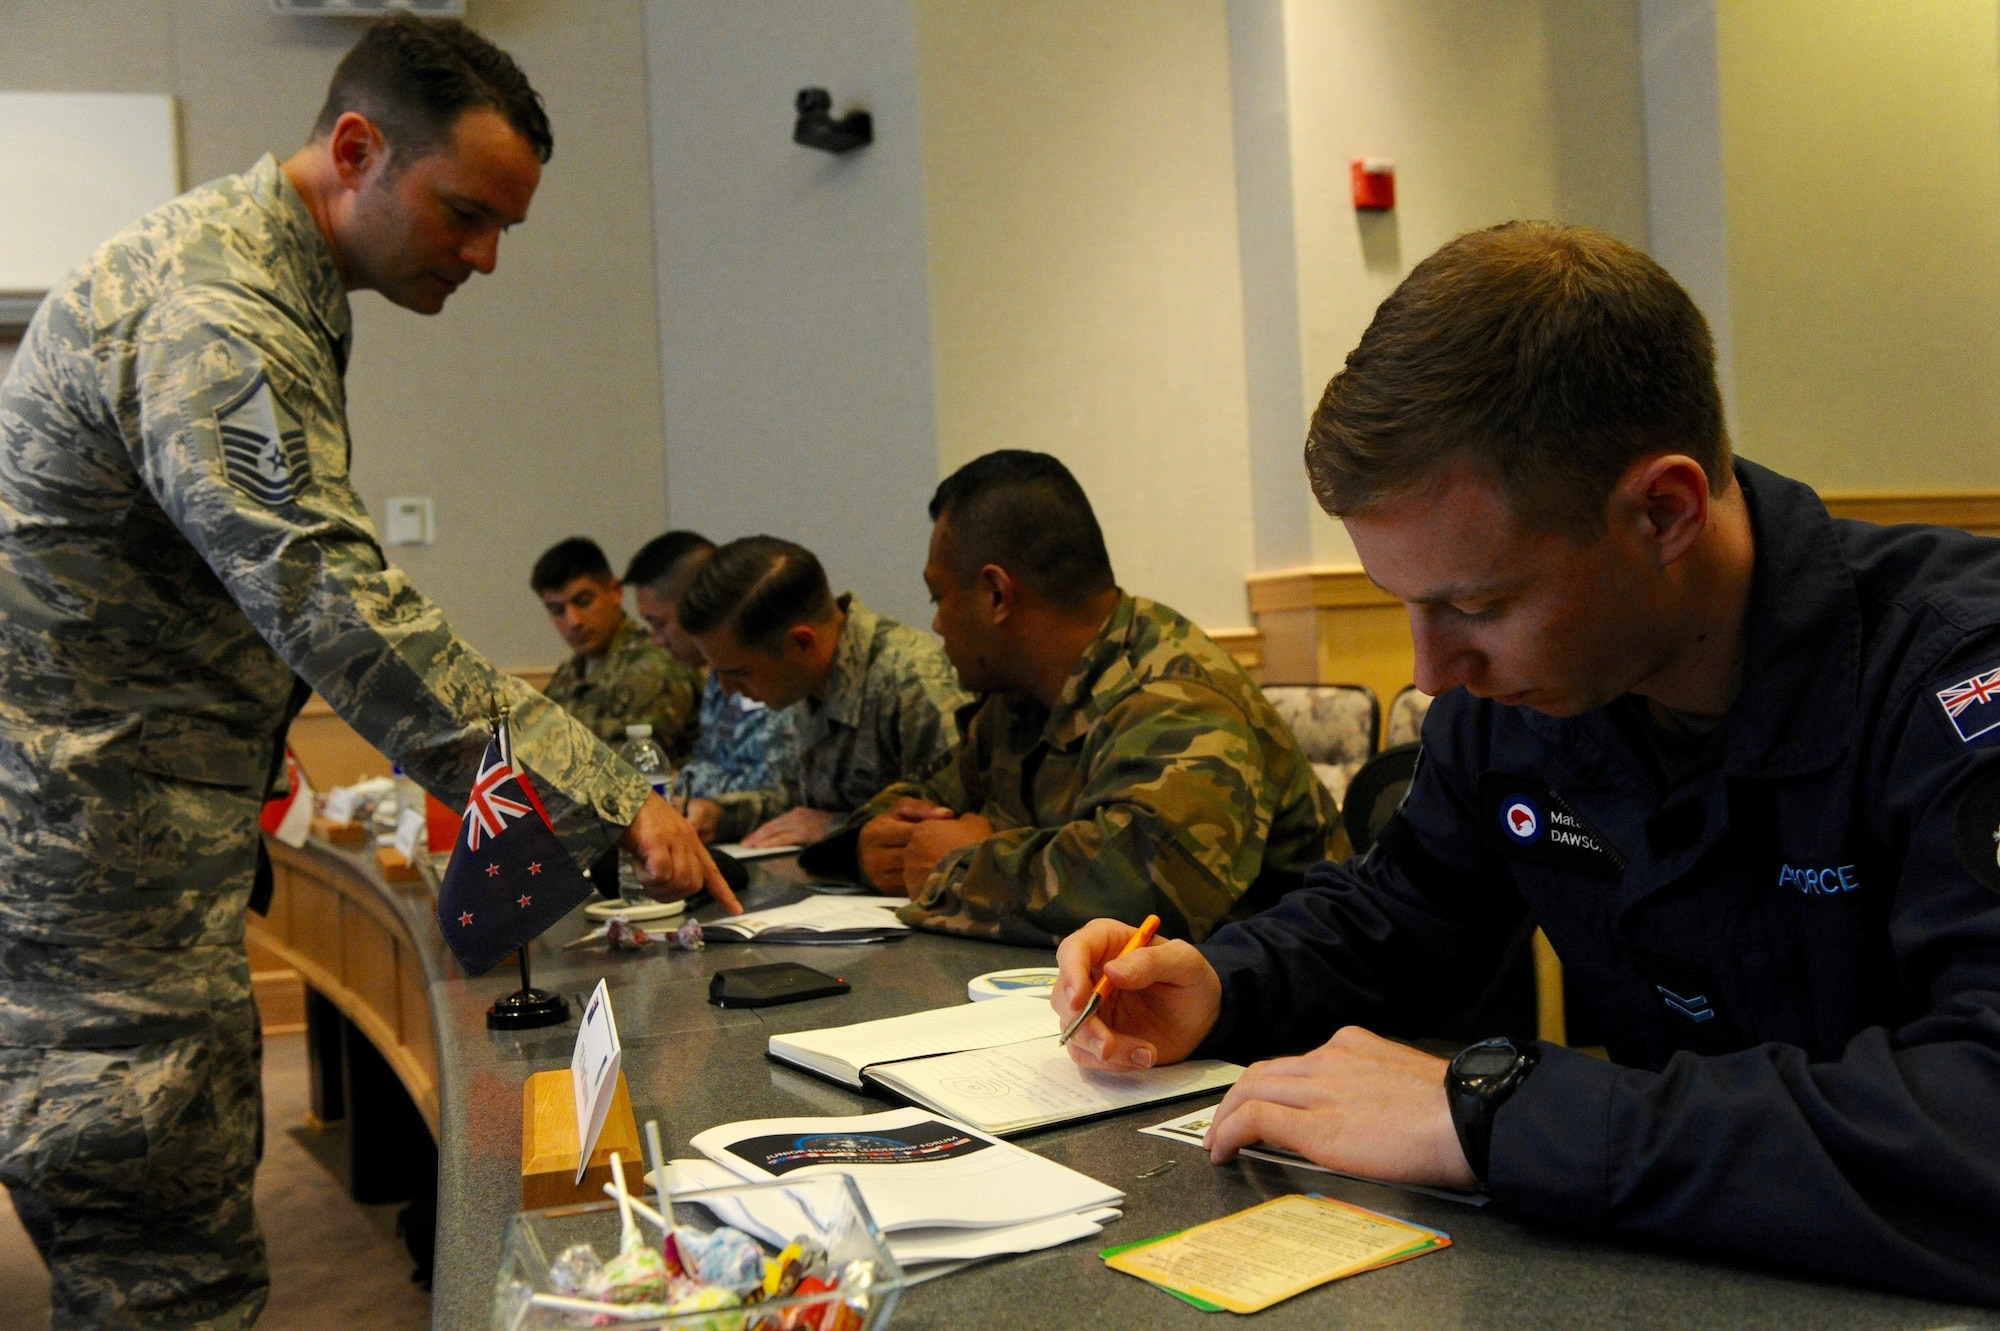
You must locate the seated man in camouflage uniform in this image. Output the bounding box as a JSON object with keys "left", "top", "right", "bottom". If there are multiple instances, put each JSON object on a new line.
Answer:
{"left": 822, "top": 451, "right": 1345, "bottom": 944}
{"left": 627, "top": 531, "right": 801, "bottom": 797}
{"left": 680, "top": 537, "right": 970, "bottom": 849}
{"left": 534, "top": 536, "right": 700, "bottom": 760}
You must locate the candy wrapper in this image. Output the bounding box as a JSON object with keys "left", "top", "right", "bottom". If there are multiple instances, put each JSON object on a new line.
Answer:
{"left": 589, "top": 1246, "right": 672, "bottom": 1305}
{"left": 548, "top": 1243, "right": 603, "bottom": 1296}
{"left": 678, "top": 1225, "right": 764, "bottom": 1291}
{"left": 675, "top": 918, "right": 705, "bottom": 950}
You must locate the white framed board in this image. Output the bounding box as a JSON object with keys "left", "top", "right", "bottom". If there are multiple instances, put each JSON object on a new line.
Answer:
{"left": 0, "top": 92, "right": 181, "bottom": 297}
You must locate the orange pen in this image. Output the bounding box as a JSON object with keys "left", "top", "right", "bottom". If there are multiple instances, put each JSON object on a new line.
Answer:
{"left": 1057, "top": 913, "right": 1161, "bottom": 1047}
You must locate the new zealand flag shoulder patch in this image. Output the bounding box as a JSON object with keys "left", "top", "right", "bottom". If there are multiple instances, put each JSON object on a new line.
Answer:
{"left": 1935, "top": 662, "right": 2000, "bottom": 745}
{"left": 215, "top": 373, "right": 307, "bottom": 508}
{"left": 1478, "top": 771, "right": 1627, "bottom": 881}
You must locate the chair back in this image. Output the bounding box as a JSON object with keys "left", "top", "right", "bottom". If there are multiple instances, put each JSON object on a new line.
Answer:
{"left": 1262, "top": 683, "right": 1379, "bottom": 809}
{"left": 1385, "top": 685, "right": 1434, "bottom": 748}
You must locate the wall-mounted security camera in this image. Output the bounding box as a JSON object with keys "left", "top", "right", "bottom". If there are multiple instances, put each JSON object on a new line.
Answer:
{"left": 793, "top": 88, "right": 873, "bottom": 154}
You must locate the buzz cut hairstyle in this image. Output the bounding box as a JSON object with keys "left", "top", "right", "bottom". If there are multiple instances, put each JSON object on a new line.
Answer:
{"left": 623, "top": 531, "right": 715, "bottom": 592}
{"left": 530, "top": 537, "right": 613, "bottom": 594}
{"left": 311, "top": 12, "right": 554, "bottom": 168}
{"left": 676, "top": 536, "right": 836, "bottom": 654}
{"left": 1305, "top": 220, "right": 1729, "bottom": 538}
{"left": 928, "top": 450, "right": 1115, "bottom": 609}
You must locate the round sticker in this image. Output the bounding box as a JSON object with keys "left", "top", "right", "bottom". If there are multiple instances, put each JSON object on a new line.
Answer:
{"left": 1502, "top": 798, "right": 1543, "bottom": 844}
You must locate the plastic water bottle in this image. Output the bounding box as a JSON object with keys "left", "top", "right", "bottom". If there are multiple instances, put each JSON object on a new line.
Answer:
{"left": 391, "top": 763, "right": 424, "bottom": 820}
{"left": 620, "top": 724, "right": 672, "bottom": 801}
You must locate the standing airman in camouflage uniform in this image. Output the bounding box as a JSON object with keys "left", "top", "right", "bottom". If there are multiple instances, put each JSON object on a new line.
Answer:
{"left": 820, "top": 453, "right": 1345, "bottom": 944}
{"left": 0, "top": 18, "right": 725, "bottom": 1328}
{"left": 677, "top": 537, "right": 969, "bottom": 848}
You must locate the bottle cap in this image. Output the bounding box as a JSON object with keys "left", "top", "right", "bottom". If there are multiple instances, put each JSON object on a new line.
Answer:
{"left": 625, "top": 724, "right": 653, "bottom": 738}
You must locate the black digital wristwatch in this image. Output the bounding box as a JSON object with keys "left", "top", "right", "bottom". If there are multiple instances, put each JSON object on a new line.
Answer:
{"left": 1445, "top": 1036, "right": 1541, "bottom": 1183}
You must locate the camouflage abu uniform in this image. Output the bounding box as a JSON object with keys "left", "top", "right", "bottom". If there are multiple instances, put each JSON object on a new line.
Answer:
{"left": 0, "top": 157, "right": 648, "bottom": 1328}
{"left": 811, "top": 595, "right": 1346, "bottom": 945}
{"left": 680, "top": 672, "right": 800, "bottom": 798}
{"left": 710, "top": 595, "right": 969, "bottom": 842}
{"left": 544, "top": 614, "right": 702, "bottom": 762}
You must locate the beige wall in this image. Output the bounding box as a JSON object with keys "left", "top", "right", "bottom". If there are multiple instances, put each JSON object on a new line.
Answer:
{"left": 915, "top": 0, "right": 1260, "bottom": 631}
{"left": 0, "top": 0, "right": 664, "bottom": 666}
{"left": 1279, "top": 0, "right": 1651, "bottom": 564}
{"left": 1717, "top": 0, "right": 2000, "bottom": 491}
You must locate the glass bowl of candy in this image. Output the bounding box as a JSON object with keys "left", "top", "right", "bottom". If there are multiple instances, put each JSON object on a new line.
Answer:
{"left": 493, "top": 1173, "right": 905, "bottom": 1330}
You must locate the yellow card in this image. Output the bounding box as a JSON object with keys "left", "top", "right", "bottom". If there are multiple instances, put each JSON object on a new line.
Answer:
{"left": 1104, "top": 1193, "right": 1449, "bottom": 1314}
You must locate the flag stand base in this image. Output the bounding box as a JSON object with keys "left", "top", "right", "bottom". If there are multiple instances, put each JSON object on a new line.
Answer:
{"left": 486, "top": 948, "right": 569, "bottom": 1030}
{"left": 486, "top": 987, "right": 569, "bottom": 1030}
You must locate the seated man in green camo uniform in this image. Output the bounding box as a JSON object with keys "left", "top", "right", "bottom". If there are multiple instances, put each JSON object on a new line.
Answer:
{"left": 534, "top": 536, "right": 701, "bottom": 762}
{"left": 679, "top": 536, "right": 971, "bottom": 850}
{"left": 811, "top": 451, "right": 1346, "bottom": 944}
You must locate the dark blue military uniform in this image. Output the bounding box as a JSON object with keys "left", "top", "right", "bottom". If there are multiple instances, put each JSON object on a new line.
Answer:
{"left": 1197, "top": 460, "right": 2000, "bottom": 1304}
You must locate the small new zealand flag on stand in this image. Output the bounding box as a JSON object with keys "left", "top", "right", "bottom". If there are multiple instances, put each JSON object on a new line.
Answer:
{"left": 436, "top": 722, "right": 594, "bottom": 976}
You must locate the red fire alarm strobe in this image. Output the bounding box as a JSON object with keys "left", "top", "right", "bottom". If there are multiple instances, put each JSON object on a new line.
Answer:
{"left": 1352, "top": 157, "right": 1395, "bottom": 211}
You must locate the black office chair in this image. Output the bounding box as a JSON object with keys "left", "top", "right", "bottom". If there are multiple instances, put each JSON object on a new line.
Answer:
{"left": 1340, "top": 742, "right": 1420, "bottom": 855}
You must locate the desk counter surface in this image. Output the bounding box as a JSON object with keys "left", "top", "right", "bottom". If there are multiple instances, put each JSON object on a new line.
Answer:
{"left": 412, "top": 863, "right": 1993, "bottom": 1331}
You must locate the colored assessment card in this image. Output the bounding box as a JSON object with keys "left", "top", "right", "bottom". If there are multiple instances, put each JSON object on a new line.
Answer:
{"left": 1103, "top": 1193, "right": 1449, "bottom": 1314}
{"left": 570, "top": 979, "right": 622, "bottom": 1185}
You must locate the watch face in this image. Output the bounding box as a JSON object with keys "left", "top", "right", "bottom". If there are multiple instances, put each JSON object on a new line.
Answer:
{"left": 1458, "top": 1047, "right": 1518, "bottom": 1078}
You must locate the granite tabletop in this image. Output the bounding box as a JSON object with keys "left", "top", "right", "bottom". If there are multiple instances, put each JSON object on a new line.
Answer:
{"left": 417, "top": 862, "right": 1998, "bottom": 1331}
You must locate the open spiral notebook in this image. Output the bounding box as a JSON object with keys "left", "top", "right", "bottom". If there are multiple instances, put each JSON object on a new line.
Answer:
{"left": 766, "top": 992, "right": 1242, "bottom": 1135}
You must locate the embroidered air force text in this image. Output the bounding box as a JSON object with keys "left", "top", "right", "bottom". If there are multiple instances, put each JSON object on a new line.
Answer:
{"left": 216, "top": 374, "right": 307, "bottom": 507}
{"left": 1937, "top": 665, "right": 2000, "bottom": 744}
{"left": 1779, "top": 863, "right": 1860, "bottom": 896}
{"left": 1502, "top": 796, "right": 1607, "bottom": 854}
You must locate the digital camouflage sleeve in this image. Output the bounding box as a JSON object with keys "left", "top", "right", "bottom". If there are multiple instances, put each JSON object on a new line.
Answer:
{"left": 0, "top": 158, "right": 645, "bottom": 1045}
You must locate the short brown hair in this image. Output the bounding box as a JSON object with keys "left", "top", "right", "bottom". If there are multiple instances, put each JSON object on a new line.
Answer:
{"left": 1305, "top": 221, "right": 1727, "bottom": 535}
{"left": 312, "top": 12, "right": 553, "bottom": 167}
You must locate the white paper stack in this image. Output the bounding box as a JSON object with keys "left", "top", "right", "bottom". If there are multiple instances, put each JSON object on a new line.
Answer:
{"left": 652, "top": 1107, "right": 1124, "bottom": 1277}
{"left": 701, "top": 895, "right": 910, "bottom": 945}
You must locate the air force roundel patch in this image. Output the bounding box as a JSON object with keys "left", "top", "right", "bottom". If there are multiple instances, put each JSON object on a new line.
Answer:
{"left": 1936, "top": 663, "right": 2000, "bottom": 745}
{"left": 215, "top": 374, "right": 307, "bottom": 508}
{"left": 1478, "top": 772, "right": 1626, "bottom": 881}
{"left": 1502, "top": 797, "right": 1542, "bottom": 844}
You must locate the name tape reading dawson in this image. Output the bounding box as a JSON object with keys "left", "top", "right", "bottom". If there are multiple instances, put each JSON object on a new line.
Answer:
{"left": 1501, "top": 796, "right": 1610, "bottom": 854}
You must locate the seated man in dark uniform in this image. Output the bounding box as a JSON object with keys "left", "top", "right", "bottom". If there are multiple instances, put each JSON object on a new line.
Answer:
{"left": 1056, "top": 222, "right": 2000, "bottom": 1303}
{"left": 813, "top": 451, "right": 1343, "bottom": 944}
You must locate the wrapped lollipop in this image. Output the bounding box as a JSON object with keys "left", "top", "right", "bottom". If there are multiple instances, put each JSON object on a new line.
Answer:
{"left": 587, "top": 1153, "right": 671, "bottom": 1305}
{"left": 547, "top": 1243, "right": 604, "bottom": 1297}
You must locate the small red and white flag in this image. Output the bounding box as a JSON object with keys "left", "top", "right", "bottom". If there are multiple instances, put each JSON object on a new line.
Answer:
{"left": 258, "top": 750, "right": 316, "bottom": 849}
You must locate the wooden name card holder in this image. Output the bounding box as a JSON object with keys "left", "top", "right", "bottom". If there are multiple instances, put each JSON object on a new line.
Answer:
{"left": 520, "top": 1067, "right": 641, "bottom": 1210}
{"left": 374, "top": 845, "right": 422, "bottom": 883}
{"left": 312, "top": 815, "right": 368, "bottom": 847}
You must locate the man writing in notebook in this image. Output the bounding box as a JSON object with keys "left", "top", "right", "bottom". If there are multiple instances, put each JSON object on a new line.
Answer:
{"left": 1055, "top": 222, "right": 2000, "bottom": 1304}
{"left": 677, "top": 536, "right": 969, "bottom": 850}
{"left": 809, "top": 451, "right": 1343, "bottom": 944}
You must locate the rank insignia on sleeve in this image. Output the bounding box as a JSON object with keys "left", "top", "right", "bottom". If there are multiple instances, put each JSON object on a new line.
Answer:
{"left": 1937, "top": 665, "right": 2000, "bottom": 744}
{"left": 215, "top": 373, "right": 307, "bottom": 507}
